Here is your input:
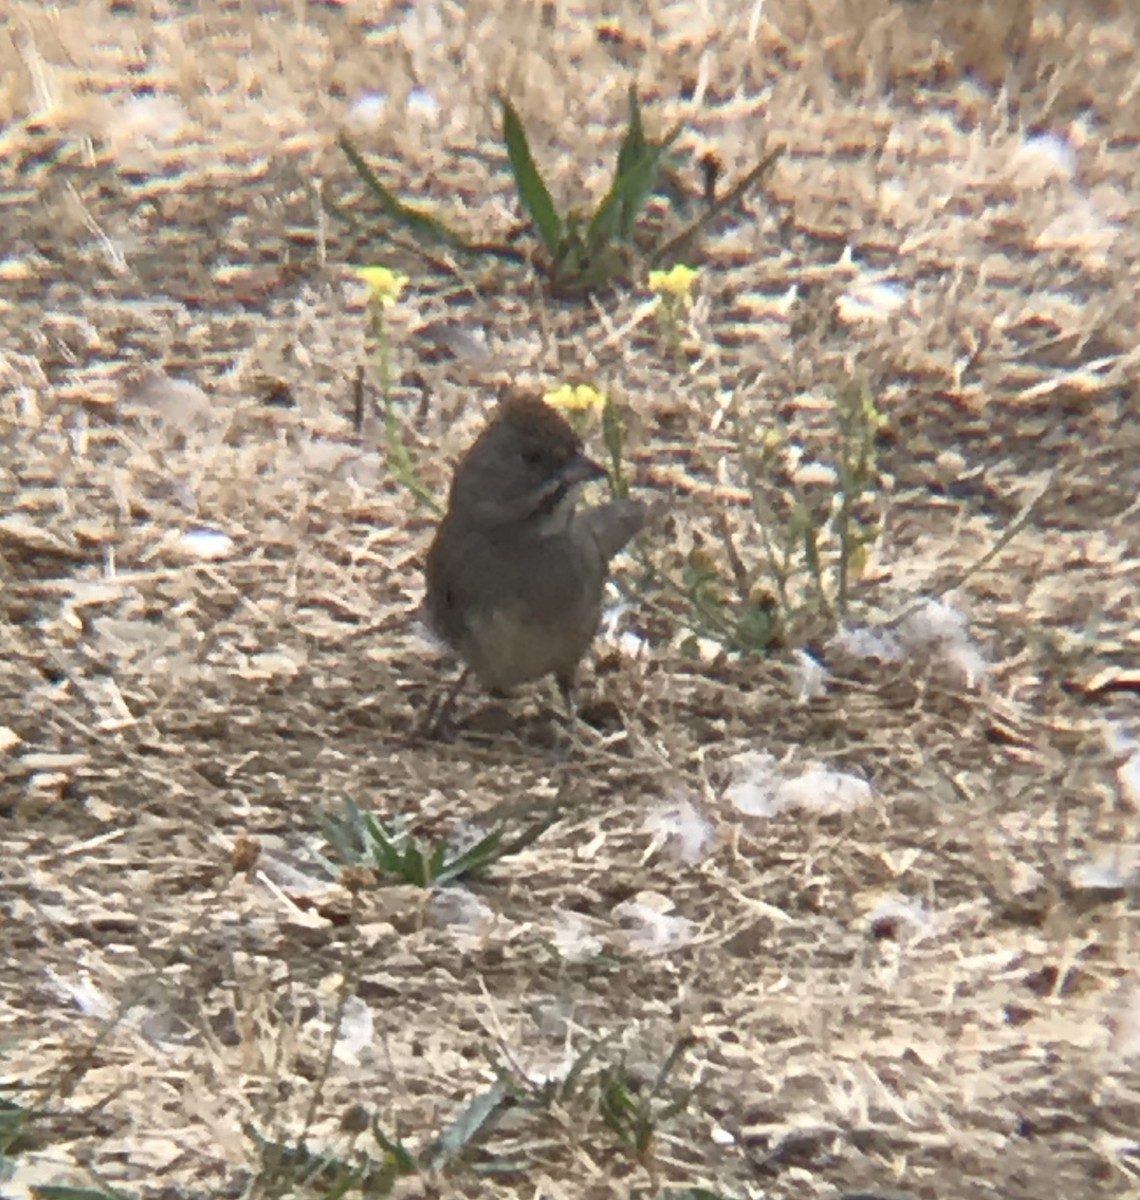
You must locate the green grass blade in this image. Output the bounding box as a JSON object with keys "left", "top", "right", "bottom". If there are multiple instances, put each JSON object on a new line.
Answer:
{"left": 338, "top": 132, "right": 471, "bottom": 250}
{"left": 433, "top": 830, "right": 504, "bottom": 885}
{"left": 425, "top": 1081, "right": 511, "bottom": 1167}
{"left": 586, "top": 120, "right": 684, "bottom": 252}
{"left": 320, "top": 794, "right": 370, "bottom": 865}
{"left": 613, "top": 86, "right": 648, "bottom": 238}
{"left": 428, "top": 841, "right": 448, "bottom": 883}
{"left": 647, "top": 1035, "right": 692, "bottom": 1098}
{"left": 498, "top": 808, "right": 563, "bottom": 856}
{"left": 500, "top": 96, "right": 563, "bottom": 257}
{"left": 404, "top": 844, "right": 429, "bottom": 886}
{"left": 370, "top": 1119, "right": 419, "bottom": 1171}
{"left": 362, "top": 813, "right": 405, "bottom": 875}
{"left": 616, "top": 85, "right": 647, "bottom": 179}
{"left": 30, "top": 1189, "right": 136, "bottom": 1200}
{"left": 601, "top": 395, "right": 628, "bottom": 497}
{"left": 556, "top": 1032, "right": 619, "bottom": 1101}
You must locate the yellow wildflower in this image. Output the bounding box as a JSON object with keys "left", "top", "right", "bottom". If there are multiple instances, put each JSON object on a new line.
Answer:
{"left": 648, "top": 264, "right": 698, "bottom": 300}
{"left": 354, "top": 265, "right": 408, "bottom": 307}
{"left": 543, "top": 383, "right": 607, "bottom": 416}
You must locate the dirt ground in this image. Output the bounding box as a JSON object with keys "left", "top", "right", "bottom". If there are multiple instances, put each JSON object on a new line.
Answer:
{"left": 2, "top": 1, "right": 1139, "bottom": 1197}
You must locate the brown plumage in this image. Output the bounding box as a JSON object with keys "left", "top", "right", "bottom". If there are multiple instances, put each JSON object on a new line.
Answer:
{"left": 424, "top": 393, "right": 646, "bottom": 718}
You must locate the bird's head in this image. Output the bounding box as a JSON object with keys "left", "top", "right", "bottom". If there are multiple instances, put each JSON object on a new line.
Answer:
{"left": 448, "top": 392, "right": 606, "bottom": 526}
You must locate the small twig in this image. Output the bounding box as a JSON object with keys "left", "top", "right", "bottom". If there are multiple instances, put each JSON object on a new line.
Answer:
{"left": 878, "top": 470, "right": 1056, "bottom": 630}
{"left": 714, "top": 510, "right": 750, "bottom": 602}
{"left": 292, "top": 892, "right": 363, "bottom": 1176}
{"left": 622, "top": 544, "right": 737, "bottom": 643}
{"left": 649, "top": 145, "right": 784, "bottom": 266}
{"left": 352, "top": 364, "right": 365, "bottom": 434}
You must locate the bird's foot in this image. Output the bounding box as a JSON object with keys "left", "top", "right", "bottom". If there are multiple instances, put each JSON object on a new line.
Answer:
{"left": 418, "top": 667, "right": 471, "bottom": 741}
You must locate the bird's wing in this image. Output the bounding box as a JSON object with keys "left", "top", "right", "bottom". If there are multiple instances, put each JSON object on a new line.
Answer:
{"left": 575, "top": 498, "right": 647, "bottom": 562}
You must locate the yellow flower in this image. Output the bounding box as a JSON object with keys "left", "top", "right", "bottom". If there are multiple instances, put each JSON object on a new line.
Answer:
{"left": 648, "top": 264, "right": 698, "bottom": 300}
{"left": 354, "top": 265, "right": 408, "bottom": 307}
{"left": 543, "top": 383, "right": 607, "bottom": 416}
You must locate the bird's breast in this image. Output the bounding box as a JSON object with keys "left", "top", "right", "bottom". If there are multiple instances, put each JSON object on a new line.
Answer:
{"left": 426, "top": 518, "right": 606, "bottom": 691}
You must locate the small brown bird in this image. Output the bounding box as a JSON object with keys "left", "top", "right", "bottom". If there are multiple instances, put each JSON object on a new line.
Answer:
{"left": 423, "top": 392, "right": 646, "bottom": 728}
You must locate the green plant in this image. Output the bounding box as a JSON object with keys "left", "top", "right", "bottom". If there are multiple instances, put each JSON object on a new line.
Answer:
{"left": 250, "top": 1079, "right": 523, "bottom": 1196}
{"left": 318, "top": 795, "right": 558, "bottom": 888}
{"left": 658, "top": 378, "right": 886, "bottom": 652}
{"left": 486, "top": 1034, "right": 697, "bottom": 1186}
{"left": 597, "top": 1038, "right": 695, "bottom": 1168}
{"left": 488, "top": 1032, "right": 621, "bottom": 1111}
{"left": 748, "top": 379, "right": 886, "bottom": 626}
{"left": 354, "top": 267, "right": 439, "bottom": 514}
{"left": 648, "top": 264, "right": 699, "bottom": 365}
{"left": 336, "top": 88, "right": 781, "bottom": 296}
{"left": 612, "top": 379, "right": 887, "bottom": 659}
{"left": 246, "top": 1114, "right": 416, "bottom": 1198}
{"left": 500, "top": 88, "right": 683, "bottom": 292}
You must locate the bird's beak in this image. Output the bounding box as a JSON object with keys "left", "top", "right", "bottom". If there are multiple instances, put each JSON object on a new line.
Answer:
{"left": 559, "top": 452, "right": 607, "bottom": 487}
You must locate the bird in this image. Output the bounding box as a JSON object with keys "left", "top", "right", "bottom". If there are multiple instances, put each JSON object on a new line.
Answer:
{"left": 422, "top": 391, "right": 647, "bottom": 733}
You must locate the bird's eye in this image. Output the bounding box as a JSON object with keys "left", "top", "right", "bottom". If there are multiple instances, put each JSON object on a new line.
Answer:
{"left": 521, "top": 448, "right": 544, "bottom": 468}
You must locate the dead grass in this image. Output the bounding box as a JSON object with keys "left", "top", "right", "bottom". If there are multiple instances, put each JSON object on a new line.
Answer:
{"left": 1, "top": 0, "right": 1139, "bottom": 1197}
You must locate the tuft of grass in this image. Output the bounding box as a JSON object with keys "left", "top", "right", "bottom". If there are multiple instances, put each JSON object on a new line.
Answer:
{"left": 246, "top": 1115, "right": 412, "bottom": 1198}
{"left": 337, "top": 87, "right": 780, "bottom": 296}
{"left": 318, "top": 794, "right": 559, "bottom": 889}
{"left": 486, "top": 1034, "right": 698, "bottom": 1189}
{"left": 500, "top": 87, "right": 684, "bottom": 293}
{"left": 249, "top": 1081, "right": 518, "bottom": 1195}
{"left": 597, "top": 1037, "right": 696, "bottom": 1172}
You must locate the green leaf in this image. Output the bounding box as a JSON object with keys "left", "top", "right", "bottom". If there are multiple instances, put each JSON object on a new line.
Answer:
{"left": 338, "top": 132, "right": 471, "bottom": 250}
{"left": 599, "top": 1075, "right": 640, "bottom": 1142}
{"left": 362, "top": 813, "right": 403, "bottom": 874}
{"left": 556, "top": 1033, "right": 619, "bottom": 1101}
{"left": 585, "top": 119, "right": 684, "bottom": 253}
{"left": 404, "top": 844, "right": 427, "bottom": 886}
{"left": 500, "top": 96, "right": 564, "bottom": 257}
{"left": 428, "top": 841, "right": 448, "bottom": 882}
{"left": 601, "top": 395, "right": 627, "bottom": 497}
{"left": 370, "top": 1119, "right": 419, "bottom": 1172}
{"left": 30, "top": 1189, "right": 135, "bottom": 1200}
{"left": 321, "top": 794, "right": 368, "bottom": 864}
{"left": 616, "top": 86, "right": 648, "bottom": 180}
{"left": 612, "top": 87, "right": 649, "bottom": 239}
{"left": 433, "top": 830, "right": 503, "bottom": 885}
{"left": 425, "top": 1081, "right": 511, "bottom": 1167}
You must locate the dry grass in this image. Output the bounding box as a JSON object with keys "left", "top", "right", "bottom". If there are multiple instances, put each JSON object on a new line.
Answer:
{"left": 1, "top": 0, "right": 1139, "bottom": 1197}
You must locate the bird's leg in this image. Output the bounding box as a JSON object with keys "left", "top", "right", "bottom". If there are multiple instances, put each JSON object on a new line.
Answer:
{"left": 556, "top": 671, "right": 577, "bottom": 720}
{"left": 554, "top": 671, "right": 601, "bottom": 752}
{"left": 421, "top": 666, "right": 471, "bottom": 740}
